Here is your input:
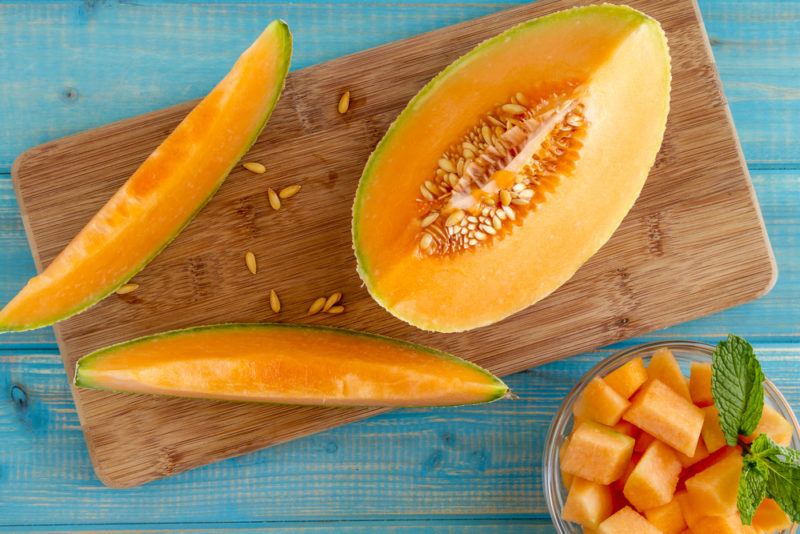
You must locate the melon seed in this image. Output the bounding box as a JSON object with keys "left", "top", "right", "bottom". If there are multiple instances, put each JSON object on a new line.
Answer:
{"left": 323, "top": 292, "right": 342, "bottom": 312}
{"left": 279, "top": 184, "right": 301, "bottom": 199}
{"left": 308, "top": 297, "right": 326, "bottom": 316}
{"left": 269, "top": 289, "right": 281, "bottom": 313}
{"left": 243, "top": 162, "right": 266, "bottom": 174}
{"left": 245, "top": 251, "right": 257, "bottom": 274}
{"left": 267, "top": 188, "right": 281, "bottom": 210}
{"left": 116, "top": 283, "right": 139, "bottom": 295}
{"left": 338, "top": 90, "right": 350, "bottom": 114}
{"left": 327, "top": 305, "right": 345, "bottom": 314}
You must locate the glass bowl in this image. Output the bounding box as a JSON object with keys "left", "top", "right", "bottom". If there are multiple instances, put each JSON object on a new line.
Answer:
{"left": 543, "top": 340, "right": 800, "bottom": 533}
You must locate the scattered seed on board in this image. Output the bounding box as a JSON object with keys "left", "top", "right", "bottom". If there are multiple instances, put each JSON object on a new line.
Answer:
{"left": 308, "top": 297, "right": 326, "bottom": 316}
{"left": 338, "top": 90, "right": 351, "bottom": 114}
{"left": 116, "top": 283, "right": 139, "bottom": 295}
{"left": 245, "top": 251, "right": 257, "bottom": 274}
{"left": 327, "top": 305, "right": 345, "bottom": 314}
{"left": 269, "top": 289, "right": 281, "bottom": 313}
{"left": 323, "top": 292, "right": 342, "bottom": 312}
{"left": 267, "top": 188, "right": 281, "bottom": 210}
{"left": 279, "top": 184, "right": 301, "bottom": 199}
{"left": 243, "top": 162, "right": 266, "bottom": 174}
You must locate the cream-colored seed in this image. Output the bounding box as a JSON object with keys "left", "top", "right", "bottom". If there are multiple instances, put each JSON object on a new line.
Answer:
{"left": 421, "top": 212, "right": 439, "bottom": 228}
{"left": 474, "top": 231, "right": 487, "bottom": 241}
{"left": 438, "top": 158, "right": 456, "bottom": 174}
{"left": 445, "top": 209, "right": 465, "bottom": 227}
{"left": 492, "top": 215, "right": 503, "bottom": 229}
{"left": 242, "top": 162, "right": 266, "bottom": 174}
{"left": 511, "top": 198, "right": 530, "bottom": 205}
{"left": 323, "top": 292, "right": 342, "bottom": 312}
{"left": 424, "top": 180, "right": 440, "bottom": 195}
{"left": 502, "top": 103, "right": 528, "bottom": 115}
{"left": 515, "top": 92, "right": 529, "bottom": 106}
{"left": 269, "top": 289, "right": 281, "bottom": 313}
{"left": 518, "top": 189, "right": 534, "bottom": 200}
{"left": 245, "top": 251, "right": 257, "bottom": 274}
{"left": 420, "top": 185, "right": 434, "bottom": 201}
{"left": 338, "top": 90, "right": 351, "bottom": 114}
{"left": 496, "top": 209, "right": 507, "bottom": 221}
{"left": 279, "top": 184, "right": 301, "bottom": 199}
{"left": 503, "top": 205, "right": 516, "bottom": 220}
{"left": 267, "top": 188, "right": 281, "bottom": 210}
{"left": 327, "top": 305, "right": 345, "bottom": 314}
{"left": 308, "top": 297, "right": 326, "bottom": 316}
{"left": 116, "top": 283, "right": 139, "bottom": 295}
{"left": 500, "top": 189, "right": 512, "bottom": 206}
{"left": 512, "top": 183, "right": 526, "bottom": 193}
{"left": 420, "top": 233, "right": 434, "bottom": 250}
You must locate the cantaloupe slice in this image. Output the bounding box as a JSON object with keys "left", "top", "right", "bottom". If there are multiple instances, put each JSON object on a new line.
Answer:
{"left": 352, "top": 4, "right": 671, "bottom": 332}
{"left": 689, "top": 362, "right": 713, "bottom": 407}
{"left": 74, "top": 324, "right": 508, "bottom": 406}
{"left": 623, "top": 440, "right": 682, "bottom": 511}
{"left": 741, "top": 404, "right": 794, "bottom": 447}
{"left": 752, "top": 498, "right": 792, "bottom": 532}
{"left": 644, "top": 498, "right": 687, "bottom": 534}
{"left": 684, "top": 450, "right": 742, "bottom": 516}
{"left": 597, "top": 506, "right": 661, "bottom": 534}
{"left": 572, "top": 377, "right": 630, "bottom": 426}
{"left": 692, "top": 514, "right": 744, "bottom": 534}
{"left": 623, "top": 379, "right": 704, "bottom": 456}
{"left": 605, "top": 357, "right": 648, "bottom": 399}
{"left": 701, "top": 405, "right": 728, "bottom": 453}
{"left": 561, "top": 477, "right": 614, "bottom": 529}
{"left": 674, "top": 436, "right": 709, "bottom": 468}
{"left": 561, "top": 421, "right": 635, "bottom": 484}
{"left": 560, "top": 437, "right": 574, "bottom": 489}
{"left": 612, "top": 420, "right": 639, "bottom": 438}
{"left": 674, "top": 490, "right": 702, "bottom": 531}
{"left": 613, "top": 455, "right": 639, "bottom": 493}
{"left": 0, "top": 21, "right": 292, "bottom": 332}
{"left": 647, "top": 349, "right": 692, "bottom": 401}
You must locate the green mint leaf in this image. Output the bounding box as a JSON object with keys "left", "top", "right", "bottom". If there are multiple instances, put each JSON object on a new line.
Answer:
{"left": 738, "top": 453, "right": 768, "bottom": 524}
{"left": 750, "top": 434, "right": 800, "bottom": 523}
{"left": 711, "top": 334, "right": 765, "bottom": 445}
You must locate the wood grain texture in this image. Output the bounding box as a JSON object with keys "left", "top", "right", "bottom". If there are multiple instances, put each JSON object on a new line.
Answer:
{"left": 9, "top": 0, "right": 776, "bottom": 487}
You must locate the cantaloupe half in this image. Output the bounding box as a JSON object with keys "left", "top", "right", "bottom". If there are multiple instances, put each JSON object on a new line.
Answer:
{"left": 0, "top": 21, "right": 292, "bottom": 332}
{"left": 352, "top": 5, "right": 671, "bottom": 332}
{"left": 74, "top": 324, "right": 509, "bottom": 407}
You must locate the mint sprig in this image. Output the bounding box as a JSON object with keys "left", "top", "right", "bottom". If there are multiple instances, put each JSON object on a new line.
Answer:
{"left": 711, "top": 335, "right": 800, "bottom": 524}
{"left": 711, "top": 334, "right": 765, "bottom": 445}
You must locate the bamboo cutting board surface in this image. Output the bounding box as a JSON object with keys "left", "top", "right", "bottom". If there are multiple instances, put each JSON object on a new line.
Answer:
{"left": 11, "top": 0, "right": 775, "bottom": 487}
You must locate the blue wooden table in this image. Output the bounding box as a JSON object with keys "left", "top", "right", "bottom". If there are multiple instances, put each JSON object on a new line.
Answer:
{"left": 0, "top": 1, "right": 798, "bottom": 532}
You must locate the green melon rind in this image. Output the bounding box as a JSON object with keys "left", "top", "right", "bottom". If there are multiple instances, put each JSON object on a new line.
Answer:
{"left": 1, "top": 20, "right": 292, "bottom": 333}
{"left": 74, "top": 323, "right": 509, "bottom": 406}
{"left": 351, "top": 4, "right": 662, "bottom": 328}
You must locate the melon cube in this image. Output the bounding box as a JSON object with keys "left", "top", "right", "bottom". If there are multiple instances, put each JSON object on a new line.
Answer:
{"left": 573, "top": 377, "right": 630, "bottom": 426}
{"left": 742, "top": 404, "right": 794, "bottom": 447}
{"left": 613, "top": 454, "right": 640, "bottom": 493}
{"left": 752, "top": 498, "right": 791, "bottom": 532}
{"left": 685, "top": 450, "right": 742, "bottom": 516}
{"left": 562, "top": 421, "right": 635, "bottom": 484}
{"left": 561, "top": 477, "right": 614, "bottom": 529}
{"left": 701, "top": 405, "right": 728, "bottom": 453}
{"left": 560, "top": 437, "right": 573, "bottom": 489}
{"left": 689, "top": 362, "right": 713, "bottom": 407}
{"left": 647, "top": 348, "right": 692, "bottom": 401}
{"left": 605, "top": 357, "right": 648, "bottom": 399}
{"left": 692, "top": 513, "right": 743, "bottom": 534}
{"left": 623, "top": 379, "right": 704, "bottom": 456}
{"left": 623, "top": 440, "right": 682, "bottom": 511}
{"left": 597, "top": 506, "right": 661, "bottom": 534}
{"left": 675, "top": 436, "right": 709, "bottom": 468}
{"left": 644, "top": 498, "right": 687, "bottom": 534}
{"left": 675, "top": 490, "right": 702, "bottom": 531}
{"left": 612, "top": 420, "right": 639, "bottom": 438}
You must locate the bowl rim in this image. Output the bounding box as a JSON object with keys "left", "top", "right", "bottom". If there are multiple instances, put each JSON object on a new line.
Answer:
{"left": 543, "top": 339, "right": 800, "bottom": 533}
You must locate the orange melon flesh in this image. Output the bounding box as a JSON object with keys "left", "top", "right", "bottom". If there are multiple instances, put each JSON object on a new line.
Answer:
{"left": 623, "top": 440, "right": 682, "bottom": 511}
{"left": 644, "top": 499, "right": 687, "bottom": 534}
{"left": 752, "top": 498, "right": 792, "bottom": 532}
{"left": 647, "top": 348, "right": 692, "bottom": 401}
{"left": 561, "top": 477, "right": 614, "bottom": 529}
{"left": 684, "top": 450, "right": 742, "bottom": 516}
{"left": 674, "top": 436, "right": 709, "bottom": 468}
{"left": 572, "top": 377, "right": 630, "bottom": 426}
{"left": 701, "top": 405, "right": 728, "bottom": 453}
{"left": 689, "top": 362, "right": 713, "bottom": 407}
{"left": 561, "top": 421, "right": 634, "bottom": 485}
{"left": 692, "top": 514, "right": 743, "bottom": 534}
{"left": 0, "top": 21, "right": 292, "bottom": 332}
{"left": 597, "top": 506, "right": 661, "bottom": 534}
{"left": 352, "top": 5, "right": 671, "bottom": 332}
{"left": 623, "top": 379, "right": 704, "bottom": 457}
{"left": 741, "top": 403, "right": 794, "bottom": 447}
{"left": 605, "top": 357, "right": 648, "bottom": 399}
{"left": 74, "top": 324, "right": 508, "bottom": 407}
{"left": 675, "top": 490, "right": 703, "bottom": 531}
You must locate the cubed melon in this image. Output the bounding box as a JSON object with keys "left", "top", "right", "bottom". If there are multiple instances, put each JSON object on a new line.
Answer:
{"left": 623, "top": 440, "right": 682, "bottom": 511}
{"left": 613, "top": 454, "right": 640, "bottom": 493}
{"left": 675, "top": 437, "right": 709, "bottom": 468}
{"left": 562, "top": 422, "right": 635, "bottom": 484}
{"left": 689, "top": 362, "right": 713, "bottom": 407}
{"left": 560, "top": 437, "right": 573, "bottom": 489}
{"left": 573, "top": 377, "right": 631, "bottom": 426}
{"left": 701, "top": 405, "right": 728, "bottom": 453}
{"left": 597, "top": 506, "right": 661, "bottom": 534}
{"left": 675, "top": 490, "right": 702, "bottom": 531}
{"left": 647, "top": 348, "right": 692, "bottom": 401}
{"left": 685, "top": 450, "right": 742, "bottom": 516}
{"left": 605, "top": 357, "right": 648, "bottom": 399}
{"left": 644, "top": 498, "right": 687, "bottom": 534}
{"left": 623, "top": 379, "right": 704, "bottom": 456}
{"left": 752, "top": 498, "right": 791, "bottom": 532}
{"left": 635, "top": 432, "right": 657, "bottom": 453}
{"left": 612, "top": 420, "right": 639, "bottom": 438}
{"left": 742, "top": 404, "right": 794, "bottom": 447}
{"left": 561, "top": 477, "right": 614, "bottom": 529}
{"left": 691, "top": 514, "right": 743, "bottom": 534}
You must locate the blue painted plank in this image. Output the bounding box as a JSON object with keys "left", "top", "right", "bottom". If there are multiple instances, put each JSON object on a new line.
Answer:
{"left": 1, "top": 344, "right": 798, "bottom": 526}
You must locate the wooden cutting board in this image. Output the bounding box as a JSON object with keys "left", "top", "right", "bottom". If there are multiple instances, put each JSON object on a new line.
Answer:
{"left": 11, "top": 0, "right": 775, "bottom": 488}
